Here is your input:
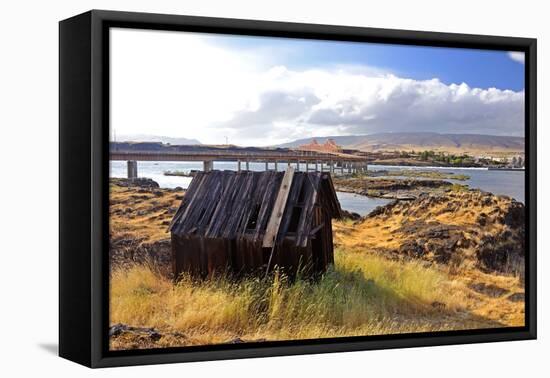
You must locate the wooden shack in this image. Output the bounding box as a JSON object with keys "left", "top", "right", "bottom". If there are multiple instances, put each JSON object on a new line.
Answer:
{"left": 169, "top": 168, "right": 342, "bottom": 279}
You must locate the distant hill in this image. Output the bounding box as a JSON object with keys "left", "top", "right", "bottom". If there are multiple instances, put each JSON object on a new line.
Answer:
{"left": 278, "top": 132, "right": 525, "bottom": 155}
{"left": 116, "top": 134, "right": 201, "bottom": 145}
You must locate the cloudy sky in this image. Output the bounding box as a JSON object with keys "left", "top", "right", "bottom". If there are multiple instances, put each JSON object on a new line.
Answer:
{"left": 110, "top": 28, "right": 525, "bottom": 146}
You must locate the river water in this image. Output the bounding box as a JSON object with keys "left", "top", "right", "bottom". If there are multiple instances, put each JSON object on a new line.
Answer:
{"left": 110, "top": 161, "right": 524, "bottom": 216}
{"left": 371, "top": 165, "right": 525, "bottom": 203}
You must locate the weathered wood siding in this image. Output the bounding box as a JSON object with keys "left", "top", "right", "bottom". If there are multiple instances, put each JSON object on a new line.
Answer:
{"left": 170, "top": 170, "right": 342, "bottom": 279}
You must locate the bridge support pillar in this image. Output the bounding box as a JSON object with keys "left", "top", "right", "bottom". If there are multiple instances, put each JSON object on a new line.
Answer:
{"left": 305, "top": 162, "right": 309, "bottom": 172}
{"left": 265, "top": 161, "right": 269, "bottom": 171}
{"left": 329, "top": 160, "right": 334, "bottom": 174}
{"left": 127, "top": 160, "right": 138, "bottom": 180}
{"left": 245, "top": 160, "right": 250, "bottom": 171}
{"left": 237, "top": 160, "right": 241, "bottom": 172}
{"left": 274, "top": 161, "right": 278, "bottom": 171}
{"left": 203, "top": 160, "right": 214, "bottom": 172}
{"left": 315, "top": 161, "right": 318, "bottom": 172}
{"left": 296, "top": 161, "right": 300, "bottom": 171}
{"left": 360, "top": 162, "right": 367, "bottom": 174}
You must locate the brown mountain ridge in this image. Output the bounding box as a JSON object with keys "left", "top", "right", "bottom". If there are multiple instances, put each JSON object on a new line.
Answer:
{"left": 279, "top": 132, "right": 524, "bottom": 155}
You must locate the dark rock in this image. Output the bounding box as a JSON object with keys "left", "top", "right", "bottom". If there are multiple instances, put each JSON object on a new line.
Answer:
{"left": 225, "top": 337, "right": 267, "bottom": 344}
{"left": 504, "top": 201, "right": 525, "bottom": 228}
{"left": 109, "top": 323, "right": 164, "bottom": 342}
{"left": 111, "top": 177, "right": 160, "bottom": 189}
{"left": 476, "top": 213, "right": 488, "bottom": 226}
{"left": 481, "top": 196, "right": 493, "bottom": 206}
{"left": 341, "top": 209, "right": 362, "bottom": 221}
{"left": 150, "top": 332, "right": 162, "bottom": 341}
{"left": 469, "top": 282, "right": 509, "bottom": 297}
{"left": 131, "top": 194, "right": 151, "bottom": 201}
{"left": 476, "top": 236, "right": 524, "bottom": 273}
{"left": 507, "top": 292, "right": 525, "bottom": 302}
{"left": 433, "top": 246, "right": 452, "bottom": 264}
{"left": 399, "top": 240, "right": 426, "bottom": 258}
{"left": 110, "top": 237, "right": 172, "bottom": 277}
{"left": 109, "top": 323, "right": 128, "bottom": 337}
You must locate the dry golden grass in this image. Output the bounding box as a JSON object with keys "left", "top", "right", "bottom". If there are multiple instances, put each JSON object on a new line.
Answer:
{"left": 109, "top": 183, "right": 181, "bottom": 243}
{"left": 333, "top": 209, "right": 525, "bottom": 327}
{"left": 110, "top": 248, "right": 510, "bottom": 350}
{"left": 333, "top": 191, "right": 513, "bottom": 254}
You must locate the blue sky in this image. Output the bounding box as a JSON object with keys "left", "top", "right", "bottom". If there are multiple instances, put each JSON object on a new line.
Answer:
{"left": 209, "top": 35, "right": 525, "bottom": 91}
{"left": 111, "top": 29, "right": 525, "bottom": 145}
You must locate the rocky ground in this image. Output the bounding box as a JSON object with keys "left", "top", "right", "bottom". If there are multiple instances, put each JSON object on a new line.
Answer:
{"left": 333, "top": 189, "right": 525, "bottom": 326}
{"left": 367, "top": 169, "right": 469, "bottom": 181}
{"left": 109, "top": 322, "right": 267, "bottom": 350}
{"left": 109, "top": 178, "right": 183, "bottom": 277}
{"left": 335, "top": 190, "right": 525, "bottom": 275}
{"left": 333, "top": 176, "right": 462, "bottom": 200}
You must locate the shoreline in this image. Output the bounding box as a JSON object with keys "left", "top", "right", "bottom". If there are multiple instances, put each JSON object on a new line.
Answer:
{"left": 487, "top": 167, "right": 526, "bottom": 171}
{"left": 110, "top": 162, "right": 525, "bottom": 207}
{"left": 370, "top": 163, "right": 489, "bottom": 170}
{"left": 333, "top": 176, "right": 461, "bottom": 201}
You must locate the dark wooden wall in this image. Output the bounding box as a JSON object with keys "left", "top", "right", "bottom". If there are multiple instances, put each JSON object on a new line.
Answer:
{"left": 171, "top": 205, "right": 335, "bottom": 280}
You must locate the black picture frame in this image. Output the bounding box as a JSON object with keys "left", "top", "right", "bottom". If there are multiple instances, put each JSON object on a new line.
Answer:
{"left": 59, "top": 9, "right": 537, "bottom": 368}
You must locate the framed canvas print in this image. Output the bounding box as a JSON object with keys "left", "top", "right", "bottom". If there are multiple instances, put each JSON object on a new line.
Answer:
{"left": 59, "top": 10, "right": 537, "bottom": 368}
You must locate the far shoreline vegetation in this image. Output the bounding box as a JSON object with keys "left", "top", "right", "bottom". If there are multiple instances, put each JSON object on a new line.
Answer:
{"left": 366, "top": 150, "right": 525, "bottom": 169}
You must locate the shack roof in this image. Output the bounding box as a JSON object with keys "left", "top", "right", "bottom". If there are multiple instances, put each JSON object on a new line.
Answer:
{"left": 170, "top": 170, "right": 341, "bottom": 247}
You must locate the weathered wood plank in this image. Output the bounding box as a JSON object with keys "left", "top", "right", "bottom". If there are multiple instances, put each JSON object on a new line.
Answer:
{"left": 262, "top": 167, "right": 295, "bottom": 248}
{"left": 309, "top": 222, "right": 325, "bottom": 236}
{"left": 253, "top": 172, "right": 281, "bottom": 242}
{"left": 296, "top": 173, "right": 321, "bottom": 247}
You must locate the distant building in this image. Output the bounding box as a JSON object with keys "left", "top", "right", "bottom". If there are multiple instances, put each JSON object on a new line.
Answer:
{"left": 298, "top": 138, "right": 343, "bottom": 153}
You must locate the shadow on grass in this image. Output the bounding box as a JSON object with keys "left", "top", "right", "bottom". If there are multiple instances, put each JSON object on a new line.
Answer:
{"left": 322, "top": 265, "right": 506, "bottom": 332}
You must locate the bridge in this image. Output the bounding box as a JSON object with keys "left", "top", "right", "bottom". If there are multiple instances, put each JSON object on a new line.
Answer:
{"left": 110, "top": 148, "right": 368, "bottom": 179}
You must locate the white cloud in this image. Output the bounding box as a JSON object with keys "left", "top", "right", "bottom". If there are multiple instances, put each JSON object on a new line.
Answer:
{"left": 508, "top": 51, "right": 525, "bottom": 64}
{"left": 220, "top": 69, "right": 524, "bottom": 144}
{"left": 111, "top": 29, "right": 525, "bottom": 147}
